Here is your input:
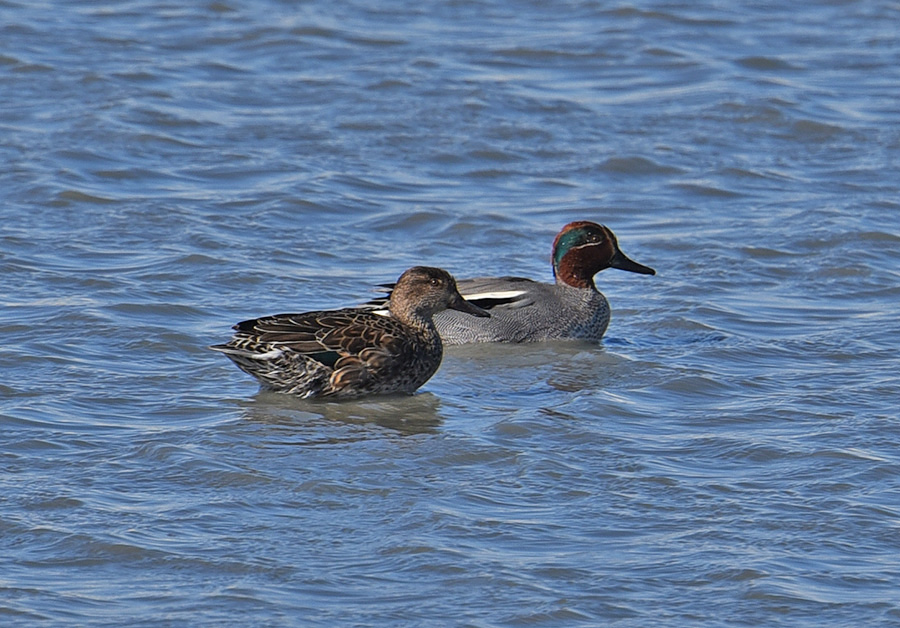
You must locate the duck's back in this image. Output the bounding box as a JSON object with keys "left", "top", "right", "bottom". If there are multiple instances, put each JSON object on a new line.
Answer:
{"left": 435, "top": 278, "right": 610, "bottom": 344}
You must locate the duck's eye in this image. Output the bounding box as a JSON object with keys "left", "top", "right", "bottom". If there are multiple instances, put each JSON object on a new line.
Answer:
{"left": 429, "top": 277, "right": 441, "bottom": 287}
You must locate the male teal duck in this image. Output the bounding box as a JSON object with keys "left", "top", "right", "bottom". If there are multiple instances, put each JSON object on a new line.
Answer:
{"left": 372, "top": 221, "right": 654, "bottom": 344}
{"left": 211, "top": 266, "right": 488, "bottom": 398}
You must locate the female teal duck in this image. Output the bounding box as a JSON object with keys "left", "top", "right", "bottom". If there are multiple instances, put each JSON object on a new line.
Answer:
{"left": 372, "top": 222, "right": 654, "bottom": 344}
{"left": 211, "top": 266, "right": 488, "bottom": 398}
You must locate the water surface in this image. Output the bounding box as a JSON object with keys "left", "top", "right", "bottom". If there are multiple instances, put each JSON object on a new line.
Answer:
{"left": 2, "top": 0, "right": 900, "bottom": 626}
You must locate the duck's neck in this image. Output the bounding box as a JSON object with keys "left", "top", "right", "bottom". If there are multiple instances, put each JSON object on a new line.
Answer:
{"left": 390, "top": 305, "right": 443, "bottom": 360}
{"left": 390, "top": 303, "right": 439, "bottom": 333}
{"left": 554, "top": 253, "right": 598, "bottom": 290}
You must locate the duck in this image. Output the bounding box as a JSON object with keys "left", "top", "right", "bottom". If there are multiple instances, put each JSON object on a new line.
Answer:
{"left": 370, "top": 221, "right": 655, "bottom": 344}
{"left": 210, "top": 266, "right": 489, "bottom": 398}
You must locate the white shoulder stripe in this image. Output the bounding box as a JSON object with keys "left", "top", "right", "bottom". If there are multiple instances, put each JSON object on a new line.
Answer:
{"left": 463, "top": 290, "right": 527, "bottom": 300}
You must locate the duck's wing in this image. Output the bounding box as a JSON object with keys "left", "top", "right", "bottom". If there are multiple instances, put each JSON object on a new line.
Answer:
{"left": 218, "top": 308, "right": 405, "bottom": 363}
{"left": 211, "top": 308, "right": 410, "bottom": 395}
{"left": 453, "top": 276, "right": 541, "bottom": 310}
{"left": 367, "top": 276, "right": 541, "bottom": 312}
{"left": 211, "top": 308, "right": 411, "bottom": 396}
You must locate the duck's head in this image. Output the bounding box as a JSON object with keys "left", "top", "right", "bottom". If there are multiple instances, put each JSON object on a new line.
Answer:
{"left": 551, "top": 221, "right": 655, "bottom": 289}
{"left": 390, "top": 266, "right": 490, "bottom": 320}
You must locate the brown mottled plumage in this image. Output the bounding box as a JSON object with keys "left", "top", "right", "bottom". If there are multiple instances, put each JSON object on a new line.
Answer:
{"left": 210, "top": 266, "right": 488, "bottom": 399}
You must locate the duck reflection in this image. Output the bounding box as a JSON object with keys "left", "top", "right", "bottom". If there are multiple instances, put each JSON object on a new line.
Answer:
{"left": 237, "top": 389, "right": 444, "bottom": 436}
{"left": 437, "top": 340, "right": 634, "bottom": 396}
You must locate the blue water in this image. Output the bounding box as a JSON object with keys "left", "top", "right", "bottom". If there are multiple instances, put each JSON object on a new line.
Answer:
{"left": 3, "top": 0, "right": 900, "bottom": 626}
